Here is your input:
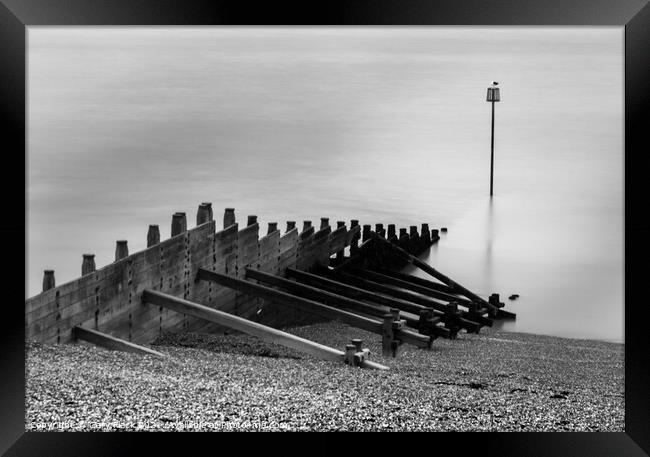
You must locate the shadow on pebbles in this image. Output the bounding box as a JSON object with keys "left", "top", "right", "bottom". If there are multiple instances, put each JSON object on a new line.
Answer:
{"left": 25, "top": 322, "right": 623, "bottom": 431}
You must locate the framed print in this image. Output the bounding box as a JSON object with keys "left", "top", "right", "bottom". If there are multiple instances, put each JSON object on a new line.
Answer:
{"left": 1, "top": 0, "right": 648, "bottom": 455}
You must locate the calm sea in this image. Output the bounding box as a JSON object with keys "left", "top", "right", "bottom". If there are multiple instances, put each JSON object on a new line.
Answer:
{"left": 27, "top": 27, "right": 624, "bottom": 342}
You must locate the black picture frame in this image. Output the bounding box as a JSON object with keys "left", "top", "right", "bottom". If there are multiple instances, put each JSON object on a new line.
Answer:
{"left": 2, "top": 0, "right": 648, "bottom": 455}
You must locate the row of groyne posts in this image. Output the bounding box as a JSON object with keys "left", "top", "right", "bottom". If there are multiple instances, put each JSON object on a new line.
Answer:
{"left": 30, "top": 203, "right": 516, "bottom": 371}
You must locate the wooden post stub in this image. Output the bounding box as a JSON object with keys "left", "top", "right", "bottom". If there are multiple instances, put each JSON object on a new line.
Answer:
{"left": 391, "top": 339, "right": 401, "bottom": 358}
{"left": 421, "top": 224, "right": 431, "bottom": 245}
{"left": 201, "top": 202, "right": 213, "bottom": 221}
{"left": 147, "top": 224, "right": 160, "bottom": 247}
{"left": 352, "top": 339, "right": 363, "bottom": 352}
{"left": 42, "top": 270, "right": 55, "bottom": 292}
{"left": 178, "top": 212, "right": 187, "bottom": 232}
{"left": 418, "top": 308, "right": 432, "bottom": 332}
{"left": 302, "top": 220, "right": 312, "bottom": 232}
{"left": 171, "top": 213, "right": 185, "bottom": 237}
{"left": 320, "top": 217, "right": 329, "bottom": 229}
{"left": 382, "top": 313, "right": 394, "bottom": 357}
{"left": 432, "top": 229, "right": 440, "bottom": 241}
{"left": 345, "top": 344, "right": 357, "bottom": 366}
{"left": 82, "top": 254, "right": 96, "bottom": 276}
{"left": 387, "top": 224, "right": 396, "bottom": 239}
{"left": 286, "top": 221, "right": 296, "bottom": 232}
{"left": 399, "top": 232, "right": 410, "bottom": 251}
{"left": 335, "top": 222, "right": 346, "bottom": 261}
{"left": 268, "top": 222, "right": 278, "bottom": 235}
{"left": 390, "top": 308, "right": 401, "bottom": 321}
{"left": 350, "top": 220, "right": 360, "bottom": 254}
{"left": 247, "top": 215, "right": 258, "bottom": 227}
{"left": 362, "top": 225, "right": 372, "bottom": 242}
{"left": 224, "top": 208, "right": 236, "bottom": 229}
{"left": 488, "top": 294, "right": 504, "bottom": 313}
{"left": 115, "top": 240, "right": 129, "bottom": 261}
{"left": 197, "top": 203, "right": 211, "bottom": 225}
{"left": 409, "top": 226, "right": 421, "bottom": 253}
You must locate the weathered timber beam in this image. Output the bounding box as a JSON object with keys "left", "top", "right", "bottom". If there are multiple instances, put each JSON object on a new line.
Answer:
{"left": 285, "top": 268, "right": 453, "bottom": 339}
{"left": 197, "top": 268, "right": 431, "bottom": 349}
{"left": 198, "top": 269, "right": 380, "bottom": 334}
{"left": 340, "top": 270, "right": 490, "bottom": 330}
{"left": 245, "top": 268, "right": 440, "bottom": 341}
{"left": 321, "top": 269, "right": 486, "bottom": 332}
{"left": 496, "top": 309, "right": 517, "bottom": 319}
{"left": 373, "top": 267, "right": 464, "bottom": 297}
{"left": 247, "top": 268, "right": 392, "bottom": 318}
{"left": 320, "top": 268, "right": 445, "bottom": 314}
{"left": 345, "top": 268, "right": 494, "bottom": 326}
{"left": 348, "top": 267, "right": 475, "bottom": 308}
{"left": 142, "top": 289, "right": 388, "bottom": 370}
{"left": 372, "top": 267, "right": 495, "bottom": 316}
{"left": 372, "top": 233, "right": 502, "bottom": 316}
{"left": 73, "top": 326, "right": 166, "bottom": 357}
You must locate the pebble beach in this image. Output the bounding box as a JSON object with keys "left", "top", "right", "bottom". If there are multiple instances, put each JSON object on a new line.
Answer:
{"left": 25, "top": 322, "right": 624, "bottom": 432}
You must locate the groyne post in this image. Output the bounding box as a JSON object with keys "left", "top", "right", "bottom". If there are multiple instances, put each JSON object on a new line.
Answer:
{"left": 115, "top": 240, "right": 129, "bottom": 261}
{"left": 399, "top": 229, "right": 410, "bottom": 252}
{"left": 335, "top": 221, "right": 346, "bottom": 261}
{"left": 42, "top": 270, "right": 55, "bottom": 292}
{"left": 247, "top": 215, "right": 258, "bottom": 227}
{"left": 201, "top": 202, "right": 213, "bottom": 221}
{"left": 362, "top": 225, "right": 372, "bottom": 243}
{"left": 147, "top": 225, "right": 160, "bottom": 247}
{"left": 320, "top": 218, "right": 329, "bottom": 229}
{"left": 345, "top": 344, "right": 356, "bottom": 366}
{"left": 197, "top": 203, "right": 211, "bottom": 225}
{"left": 375, "top": 224, "right": 385, "bottom": 238}
{"left": 410, "top": 226, "right": 421, "bottom": 252}
{"left": 224, "top": 208, "right": 236, "bottom": 229}
{"left": 178, "top": 213, "right": 187, "bottom": 232}
{"left": 382, "top": 311, "right": 402, "bottom": 358}
{"left": 286, "top": 221, "right": 296, "bottom": 232}
{"left": 268, "top": 222, "right": 278, "bottom": 235}
{"left": 387, "top": 224, "right": 396, "bottom": 240}
{"left": 302, "top": 220, "right": 312, "bottom": 232}
{"left": 81, "top": 254, "right": 96, "bottom": 276}
{"left": 421, "top": 224, "right": 431, "bottom": 245}
{"left": 350, "top": 220, "right": 360, "bottom": 254}
{"left": 172, "top": 213, "right": 187, "bottom": 237}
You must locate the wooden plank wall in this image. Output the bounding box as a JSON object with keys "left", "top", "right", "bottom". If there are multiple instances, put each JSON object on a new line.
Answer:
{"left": 25, "top": 211, "right": 355, "bottom": 344}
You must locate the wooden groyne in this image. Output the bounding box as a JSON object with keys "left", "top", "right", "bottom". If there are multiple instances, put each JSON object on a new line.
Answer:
{"left": 25, "top": 203, "right": 515, "bottom": 368}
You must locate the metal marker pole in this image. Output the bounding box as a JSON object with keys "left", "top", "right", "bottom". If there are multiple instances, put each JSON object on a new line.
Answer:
{"left": 490, "top": 99, "right": 495, "bottom": 197}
